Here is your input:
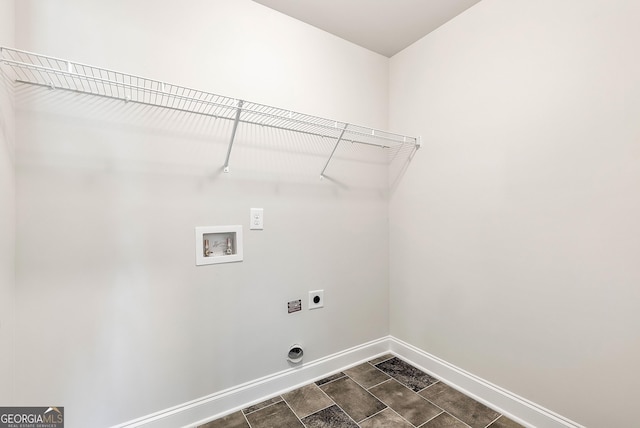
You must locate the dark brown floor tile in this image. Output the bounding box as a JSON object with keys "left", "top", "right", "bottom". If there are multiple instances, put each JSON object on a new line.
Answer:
{"left": 244, "top": 401, "right": 304, "bottom": 428}
{"left": 369, "top": 379, "right": 442, "bottom": 426}
{"left": 368, "top": 354, "right": 395, "bottom": 365}
{"left": 420, "top": 412, "right": 469, "bottom": 427}
{"left": 375, "top": 357, "right": 439, "bottom": 392}
{"left": 301, "top": 404, "right": 359, "bottom": 428}
{"left": 282, "top": 383, "right": 334, "bottom": 418}
{"left": 315, "top": 372, "right": 346, "bottom": 386}
{"left": 488, "top": 415, "right": 526, "bottom": 428}
{"left": 198, "top": 410, "right": 249, "bottom": 428}
{"left": 320, "top": 377, "right": 387, "bottom": 422}
{"left": 242, "top": 396, "right": 283, "bottom": 414}
{"left": 359, "top": 408, "right": 414, "bottom": 428}
{"left": 344, "top": 362, "right": 390, "bottom": 389}
{"left": 420, "top": 383, "right": 500, "bottom": 428}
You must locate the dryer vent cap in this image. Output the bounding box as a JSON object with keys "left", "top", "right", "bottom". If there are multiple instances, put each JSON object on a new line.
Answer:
{"left": 287, "top": 344, "right": 304, "bottom": 363}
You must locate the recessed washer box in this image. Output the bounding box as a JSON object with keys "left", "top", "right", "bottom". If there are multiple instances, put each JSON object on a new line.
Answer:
{"left": 195, "top": 225, "right": 243, "bottom": 266}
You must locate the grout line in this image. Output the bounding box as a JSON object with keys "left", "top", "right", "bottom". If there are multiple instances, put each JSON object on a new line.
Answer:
{"left": 309, "top": 401, "right": 335, "bottom": 417}
{"left": 364, "top": 404, "right": 416, "bottom": 428}
{"left": 365, "top": 361, "right": 395, "bottom": 387}
{"left": 485, "top": 414, "right": 504, "bottom": 428}
{"left": 358, "top": 375, "right": 434, "bottom": 428}
{"left": 362, "top": 361, "right": 395, "bottom": 390}
{"left": 417, "top": 411, "right": 473, "bottom": 428}
{"left": 364, "top": 377, "right": 393, "bottom": 391}
{"left": 416, "top": 380, "right": 441, "bottom": 394}
{"left": 318, "top": 375, "right": 386, "bottom": 426}
{"left": 279, "top": 384, "right": 337, "bottom": 422}
{"left": 342, "top": 368, "right": 384, "bottom": 392}
{"left": 314, "top": 372, "right": 347, "bottom": 388}
{"left": 242, "top": 397, "right": 283, "bottom": 416}
{"left": 358, "top": 406, "right": 388, "bottom": 423}
{"left": 447, "top": 411, "right": 473, "bottom": 428}
{"left": 333, "top": 402, "right": 360, "bottom": 427}
{"left": 278, "top": 395, "right": 306, "bottom": 427}
{"left": 316, "top": 384, "right": 338, "bottom": 411}
{"left": 417, "top": 393, "right": 445, "bottom": 414}
{"left": 417, "top": 410, "right": 445, "bottom": 428}
{"left": 307, "top": 395, "right": 360, "bottom": 427}
{"left": 338, "top": 377, "right": 397, "bottom": 426}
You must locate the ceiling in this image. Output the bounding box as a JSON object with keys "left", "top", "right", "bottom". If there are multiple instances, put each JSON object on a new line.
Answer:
{"left": 252, "top": 0, "right": 482, "bottom": 57}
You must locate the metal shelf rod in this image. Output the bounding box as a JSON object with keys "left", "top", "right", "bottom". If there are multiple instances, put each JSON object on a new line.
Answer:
{"left": 320, "top": 124, "right": 348, "bottom": 179}
{"left": 223, "top": 100, "right": 243, "bottom": 173}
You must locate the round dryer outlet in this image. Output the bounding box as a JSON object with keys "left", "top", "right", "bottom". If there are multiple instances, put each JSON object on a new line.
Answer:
{"left": 308, "top": 290, "right": 324, "bottom": 309}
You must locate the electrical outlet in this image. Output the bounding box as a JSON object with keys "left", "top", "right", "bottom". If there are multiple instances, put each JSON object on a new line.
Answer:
{"left": 308, "top": 290, "right": 324, "bottom": 310}
{"left": 250, "top": 208, "right": 264, "bottom": 230}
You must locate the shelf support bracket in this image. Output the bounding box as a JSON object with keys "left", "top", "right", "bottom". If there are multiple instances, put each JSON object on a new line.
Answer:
{"left": 320, "top": 124, "right": 348, "bottom": 179}
{"left": 223, "top": 99, "right": 244, "bottom": 173}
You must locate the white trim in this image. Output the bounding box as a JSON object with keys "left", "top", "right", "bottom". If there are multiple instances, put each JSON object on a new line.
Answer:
{"left": 388, "top": 337, "right": 586, "bottom": 428}
{"left": 111, "top": 337, "right": 389, "bottom": 428}
{"left": 112, "top": 336, "right": 585, "bottom": 428}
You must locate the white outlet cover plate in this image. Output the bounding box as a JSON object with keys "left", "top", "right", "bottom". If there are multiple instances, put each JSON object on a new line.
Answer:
{"left": 250, "top": 208, "right": 264, "bottom": 230}
{"left": 309, "top": 290, "right": 324, "bottom": 309}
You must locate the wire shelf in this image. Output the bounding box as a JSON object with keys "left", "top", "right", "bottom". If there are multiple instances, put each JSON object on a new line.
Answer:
{"left": 0, "top": 46, "right": 420, "bottom": 177}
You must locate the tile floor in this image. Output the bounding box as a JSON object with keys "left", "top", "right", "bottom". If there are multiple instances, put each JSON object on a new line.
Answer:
{"left": 199, "top": 355, "right": 525, "bottom": 428}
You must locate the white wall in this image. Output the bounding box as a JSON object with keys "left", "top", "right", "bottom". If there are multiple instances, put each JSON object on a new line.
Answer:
{"left": 389, "top": 1, "right": 640, "bottom": 426}
{"left": 0, "top": 0, "right": 16, "bottom": 407}
{"left": 14, "top": 1, "right": 390, "bottom": 426}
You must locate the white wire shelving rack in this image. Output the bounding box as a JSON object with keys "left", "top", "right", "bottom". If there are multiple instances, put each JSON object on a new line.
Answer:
{"left": 0, "top": 47, "right": 420, "bottom": 178}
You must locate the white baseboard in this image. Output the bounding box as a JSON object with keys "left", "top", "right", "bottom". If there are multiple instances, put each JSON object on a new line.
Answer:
{"left": 113, "top": 336, "right": 584, "bottom": 428}
{"left": 389, "top": 337, "right": 585, "bottom": 428}
{"left": 112, "top": 337, "right": 390, "bottom": 428}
